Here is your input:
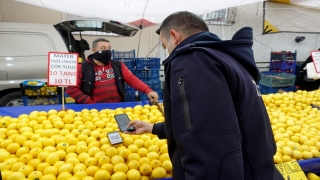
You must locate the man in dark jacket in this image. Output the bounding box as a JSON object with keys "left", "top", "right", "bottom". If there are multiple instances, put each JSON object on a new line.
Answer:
{"left": 126, "top": 11, "right": 284, "bottom": 180}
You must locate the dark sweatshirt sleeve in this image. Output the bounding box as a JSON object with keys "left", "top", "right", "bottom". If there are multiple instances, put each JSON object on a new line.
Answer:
{"left": 66, "top": 63, "right": 94, "bottom": 104}
{"left": 152, "top": 123, "right": 166, "bottom": 139}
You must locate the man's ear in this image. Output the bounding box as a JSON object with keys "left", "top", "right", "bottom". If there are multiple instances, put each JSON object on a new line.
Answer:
{"left": 92, "top": 48, "right": 96, "bottom": 53}
{"left": 170, "top": 29, "right": 180, "bottom": 45}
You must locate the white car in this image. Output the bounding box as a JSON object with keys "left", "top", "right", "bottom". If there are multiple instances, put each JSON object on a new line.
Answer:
{"left": 0, "top": 18, "right": 139, "bottom": 106}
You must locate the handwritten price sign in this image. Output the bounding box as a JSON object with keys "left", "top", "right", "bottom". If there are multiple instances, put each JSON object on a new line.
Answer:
{"left": 48, "top": 52, "right": 78, "bottom": 86}
{"left": 311, "top": 51, "right": 320, "bottom": 73}
{"left": 275, "top": 161, "right": 307, "bottom": 180}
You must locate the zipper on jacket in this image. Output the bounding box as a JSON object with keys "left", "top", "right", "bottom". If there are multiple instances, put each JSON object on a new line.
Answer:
{"left": 177, "top": 77, "right": 192, "bottom": 129}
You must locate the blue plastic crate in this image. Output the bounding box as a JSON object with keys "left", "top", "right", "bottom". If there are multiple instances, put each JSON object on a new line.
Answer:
{"left": 135, "top": 70, "right": 160, "bottom": 80}
{"left": 124, "top": 83, "right": 136, "bottom": 91}
{"left": 22, "top": 95, "right": 62, "bottom": 106}
{"left": 259, "top": 85, "right": 295, "bottom": 94}
{"left": 139, "top": 90, "right": 163, "bottom": 101}
{"left": 270, "top": 60, "right": 296, "bottom": 70}
{"left": 270, "top": 51, "right": 297, "bottom": 61}
{"left": 136, "top": 57, "right": 160, "bottom": 70}
{"left": 113, "top": 58, "right": 135, "bottom": 70}
{"left": 144, "top": 79, "right": 162, "bottom": 91}
{"left": 260, "top": 72, "right": 296, "bottom": 87}
{"left": 125, "top": 91, "right": 137, "bottom": 102}
{"left": 112, "top": 50, "right": 135, "bottom": 59}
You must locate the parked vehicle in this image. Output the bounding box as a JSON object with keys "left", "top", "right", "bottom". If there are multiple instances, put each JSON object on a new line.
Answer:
{"left": 0, "top": 18, "right": 139, "bottom": 106}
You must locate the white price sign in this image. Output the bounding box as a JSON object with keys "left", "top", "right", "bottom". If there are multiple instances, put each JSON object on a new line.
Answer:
{"left": 311, "top": 51, "right": 320, "bottom": 73}
{"left": 48, "top": 52, "right": 78, "bottom": 86}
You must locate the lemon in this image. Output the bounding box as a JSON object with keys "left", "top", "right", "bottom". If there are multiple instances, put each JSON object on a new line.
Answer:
{"left": 36, "top": 162, "right": 50, "bottom": 172}
{"left": 110, "top": 172, "right": 127, "bottom": 180}
{"left": 0, "top": 150, "right": 11, "bottom": 162}
{"left": 113, "top": 163, "right": 129, "bottom": 173}
{"left": 281, "top": 155, "right": 292, "bottom": 162}
{"left": 111, "top": 155, "right": 125, "bottom": 165}
{"left": 66, "top": 177, "right": 80, "bottom": 180}
{"left": 46, "top": 152, "right": 59, "bottom": 165}
{"left": 86, "top": 166, "right": 99, "bottom": 177}
{"left": 7, "top": 143, "right": 20, "bottom": 153}
{"left": 43, "top": 166, "right": 58, "bottom": 176}
{"left": 307, "top": 173, "right": 320, "bottom": 180}
{"left": 144, "top": 140, "right": 154, "bottom": 149}
{"left": 85, "top": 157, "right": 97, "bottom": 167}
{"left": 146, "top": 152, "right": 159, "bottom": 161}
{"left": 58, "top": 163, "right": 74, "bottom": 174}
{"left": 94, "top": 151, "right": 105, "bottom": 160}
{"left": 150, "top": 159, "right": 162, "bottom": 169}
{"left": 92, "top": 169, "right": 110, "bottom": 180}
{"left": 73, "top": 163, "right": 87, "bottom": 174}
{"left": 27, "top": 159, "right": 42, "bottom": 169}
{"left": 74, "top": 170, "right": 87, "bottom": 180}
{"left": 82, "top": 176, "right": 95, "bottom": 180}
{"left": 139, "top": 163, "right": 152, "bottom": 176}
{"left": 100, "top": 163, "right": 114, "bottom": 174}
{"left": 52, "top": 160, "right": 64, "bottom": 168}
{"left": 292, "top": 150, "right": 303, "bottom": 160}
{"left": 57, "top": 172, "right": 72, "bottom": 180}
{"left": 66, "top": 157, "right": 80, "bottom": 166}
{"left": 127, "top": 160, "right": 140, "bottom": 170}
{"left": 11, "top": 162, "right": 25, "bottom": 171}
{"left": 18, "top": 165, "right": 34, "bottom": 177}
{"left": 77, "top": 152, "right": 90, "bottom": 163}
{"left": 148, "top": 145, "right": 160, "bottom": 153}
{"left": 97, "top": 156, "right": 110, "bottom": 166}
{"left": 151, "top": 167, "right": 167, "bottom": 179}
{"left": 28, "top": 171, "right": 43, "bottom": 180}
{"left": 127, "top": 169, "right": 141, "bottom": 180}
{"left": 162, "top": 160, "right": 172, "bottom": 172}
{"left": 139, "top": 157, "right": 151, "bottom": 165}
{"left": 88, "top": 146, "right": 100, "bottom": 157}
{"left": 19, "top": 154, "right": 33, "bottom": 164}
{"left": 7, "top": 172, "right": 26, "bottom": 180}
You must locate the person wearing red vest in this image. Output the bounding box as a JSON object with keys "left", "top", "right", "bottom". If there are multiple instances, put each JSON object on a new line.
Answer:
{"left": 66, "top": 38, "right": 158, "bottom": 104}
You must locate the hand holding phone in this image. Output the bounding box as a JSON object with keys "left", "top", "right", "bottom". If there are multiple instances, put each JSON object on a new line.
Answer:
{"left": 114, "top": 114, "right": 135, "bottom": 132}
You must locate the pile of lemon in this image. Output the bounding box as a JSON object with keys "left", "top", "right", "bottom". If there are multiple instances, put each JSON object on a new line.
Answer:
{"left": 27, "top": 81, "right": 39, "bottom": 85}
{"left": 0, "top": 104, "right": 171, "bottom": 180}
{"left": 262, "top": 89, "right": 320, "bottom": 164}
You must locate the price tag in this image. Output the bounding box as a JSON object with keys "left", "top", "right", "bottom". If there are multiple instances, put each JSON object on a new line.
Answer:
{"left": 275, "top": 161, "right": 307, "bottom": 180}
{"left": 311, "top": 51, "right": 320, "bottom": 73}
{"left": 107, "top": 132, "right": 123, "bottom": 145}
{"left": 48, "top": 52, "right": 78, "bottom": 86}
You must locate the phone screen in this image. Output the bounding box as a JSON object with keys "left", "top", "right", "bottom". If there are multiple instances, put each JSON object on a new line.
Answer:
{"left": 114, "top": 114, "right": 131, "bottom": 132}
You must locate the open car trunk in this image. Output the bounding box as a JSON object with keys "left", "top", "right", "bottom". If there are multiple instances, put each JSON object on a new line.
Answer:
{"left": 54, "top": 18, "right": 139, "bottom": 60}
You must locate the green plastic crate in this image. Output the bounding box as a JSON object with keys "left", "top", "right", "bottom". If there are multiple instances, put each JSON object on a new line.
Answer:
{"left": 260, "top": 72, "right": 296, "bottom": 87}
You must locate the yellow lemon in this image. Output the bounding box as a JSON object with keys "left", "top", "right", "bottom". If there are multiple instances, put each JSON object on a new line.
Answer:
{"left": 151, "top": 167, "right": 167, "bottom": 179}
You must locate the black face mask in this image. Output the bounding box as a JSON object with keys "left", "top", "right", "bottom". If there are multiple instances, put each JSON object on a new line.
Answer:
{"left": 93, "top": 50, "right": 112, "bottom": 64}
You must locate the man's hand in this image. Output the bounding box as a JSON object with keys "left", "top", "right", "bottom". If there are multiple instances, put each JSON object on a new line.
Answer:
{"left": 124, "top": 120, "right": 154, "bottom": 135}
{"left": 147, "top": 91, "right": 159, "bottom": 103}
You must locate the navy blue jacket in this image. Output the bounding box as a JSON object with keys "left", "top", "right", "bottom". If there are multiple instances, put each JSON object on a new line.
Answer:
{"left": 152, "top": 27, "right": 284, "bottom": 180}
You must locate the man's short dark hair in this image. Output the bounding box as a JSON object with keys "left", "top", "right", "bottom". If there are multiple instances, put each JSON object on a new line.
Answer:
{"left": 157, "top": 11, "right": 209, "bottom": 40}
{"left": 92, "top": 38, "right": 110, "bottom": 48}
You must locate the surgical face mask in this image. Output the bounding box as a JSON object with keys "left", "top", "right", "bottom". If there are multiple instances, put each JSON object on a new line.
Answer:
{"left": 93, "top": 50, "right": 112, "bottom": 64}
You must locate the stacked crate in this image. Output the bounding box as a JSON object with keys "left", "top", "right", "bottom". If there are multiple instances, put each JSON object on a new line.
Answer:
{"left": 112, "top": 50, "right": 162, "bottom": 101}
{"left": 112, "top": 50, "right": 137, "bottom": 102}
{"left": 135, "top": 58, "right": 162, "bottom": 101}
{"left": 259, "top": 72, "right": 296, "bottom": 94}
{"left": 258, "top": 51, "right": 297, "bottom": 94}
{"left": 269, "top": 51, "right": 297, "bottom": 74}
{"left": 20, "top": 81, "right": 62, "bottom": 106}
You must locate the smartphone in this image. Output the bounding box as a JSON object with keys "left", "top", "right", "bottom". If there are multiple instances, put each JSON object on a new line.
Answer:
{"left": 114, "top": 114, "right": 132, "bottom": 132}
